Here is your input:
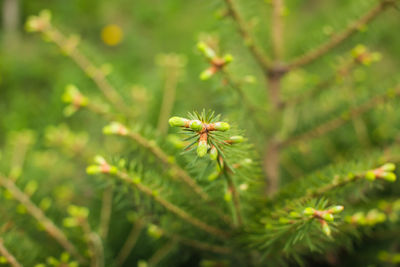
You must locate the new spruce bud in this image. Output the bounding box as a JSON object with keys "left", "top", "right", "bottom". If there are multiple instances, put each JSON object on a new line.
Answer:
{"left": 303, "top": 207, "right": 315, "bottom": 216}
{"left": 228, "top": 135, "right": 244, "bottom": 144}
{"left": 329, "top": 205, "right": 344, "bottom": 214}
{"left": 213, "top": 122, "right": 230, "bottom": 131}
{"left": 381, "top": 172, "right": 397, "bottom": 182}
{"left": 223, "top": 54, "right": 234, "bottom": 64}
{"left": 365, "top": 171, "right": 376, "bottom": 181}
{"left": 322, "top": 213, "right": 334, "bottom": 222}
{"left": 209, "top": 146, "right": 218, "bottom": 161}
{"left": 197, "top": 140, "right": 208, "bottom": 157}
{"left": 197, "top": 42, "right": 216, "bottom": 59}
{"left": 169, "top": 116, "right": 188, "bottom": 127}
{"left": 321, "top": 221, "right": 331, "bottom": 237}
{"left": 103, "top": 122, "right": 129, "bottom": 136}
{"left": 200, "top": 68, "right": 215, "bottom": 80}
{"left": 381, "top": 163, "right": 396, "bottom": 172}
{"left": 189, "top": 120, "right": 203, "bottom": 131}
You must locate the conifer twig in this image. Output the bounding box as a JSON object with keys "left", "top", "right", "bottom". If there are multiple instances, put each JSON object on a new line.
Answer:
{"left": 271, "top": 0, "right": 284, "bottom": 60}
{"left": 157, "top": 60, "right": 181, "bottom": 135}
{"left": 0, "top": 174, "right": 86, "bottom": 264}
{"left": 0, "top": 238, "right": 22, "bottom": 267}
{"left": 99, "top": 185, "right": 113, "bottom": 240}
{"left": 223, "top": 170, "right": 243, "bottom": 227}
{"left": 115, "top": 171, "right": 230, "bottom": 239}
{"left": 81, "top": 219, "right": 104, "bottom": 267}
{"left": 287, "top": 0, "right": 393, "bottom": 70}
{"left": 223, "top": 0, "right": 271, "bottom": 72}
{"left": 123, "top": 132, "right": 232, "bottom": 225}
{"left": 114, "top": 219, "right": 144, "bottom": 267}
{"left": 147, "top": 239, "right": 178, "bottom": 267}
{"left": 43, "top": 26, "right": 131, "bottom": 115}
{"left": 280, "top": 85, "right": 400, "bottom": 147}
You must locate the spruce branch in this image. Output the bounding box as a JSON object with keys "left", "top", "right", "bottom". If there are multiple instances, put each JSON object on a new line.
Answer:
{"left": 223, "top": 169, "right": 243, "bottom": 227}
{"left": 81, "top": 218, "right": 104, "bottom": 267}
{"left": 26, "top": 11, "right": 131, "bottom": 115}
{"left": 87, "top": 160, "right": 230, "bottom": 239}
{"left": 102, "top": 122, "right": 231, "bottom": 224}
{"left": 0, "top": 238, "right": 22, "bottom": 267}
{"left": 271, "top": 0, "right": 285, "bottom": 61}
{"left": 0, "top": 175, "right": 86, "bottom": 264}
{"left": 147, "top": 239, "right": 178, "bottom": 267}
{"left": 114, "top": 219, "right": 144, "bottom": 267}
{"left": 99, "top": 185, "right": 113, "bottom": 240}
{"left": 280, "top": 85, "right": 400, "bottom": 148}
{"left": 223, "top": 0, "right": 271, "bottom": 72}
{"left": 116, "top": 170, "right": 229, "bottom": 239}
{"left": 287, "top": 0, "right": 394, "bottom": 70}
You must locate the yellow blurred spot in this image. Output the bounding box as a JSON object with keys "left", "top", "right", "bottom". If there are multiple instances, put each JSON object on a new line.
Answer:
{"left": 101, "top": 24, "right": 123, "bottom": 46}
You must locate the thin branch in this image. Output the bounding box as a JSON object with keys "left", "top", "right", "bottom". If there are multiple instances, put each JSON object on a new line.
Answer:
{"left": 43, "top": 26, "right": 131, "bottom": 115}
{"left": 114, "top": 219, "right": 144, "bottom": 267}
{"left": 81, "top": 219, "right": 104, "bottom": 267}
{"left": 99, "top": 185, "right": 113, "bottom": 240}
{"left": 0, "top": 238, "right": 23, "bottom": 267}
{"left": 223, "top": 170, "right": 243, "bottom": 227}
{"left": 157, "top": 62, "right": 181, "bottom": 135}
{"left": 223, "top": 0, "right": 271, "bottom": 72}
{"left": 147, "top": 239, "right": 178, "bottom": 267}
{"left": 124, "top": 132, "right": 232, "bottom": 226}
{"left": 0, "top": 174, "right": 86, "bottom": 264}
{"left": 116, "top": 171, "right": 230, "bottom": 239}
{"left": 271, "top": 0, "right": 284, "bottom": 60}
{"left": 283, "top": 60, "right": 355, "bottom": 108}
{"left": 280, "top": 85, "right": 400, "bottom": 147}
{"left": 287, "top": 0, "right": 393, "bottom": 70}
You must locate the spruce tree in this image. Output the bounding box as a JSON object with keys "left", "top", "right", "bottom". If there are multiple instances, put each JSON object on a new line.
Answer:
{"left": 1, "top": 0, "right": 400, "bottom": 266}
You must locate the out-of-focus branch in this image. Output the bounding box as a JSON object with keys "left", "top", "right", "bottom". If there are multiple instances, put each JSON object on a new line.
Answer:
{"left": 223, "top": 0, "right": 271, "bottom": 72}
{"left": 287, "top": 0, "right": 394, "bottom": 70}
{"left": 115, "top": 171, "right": 230, "bottom": 239}
{"left": 114, "top": 219, "right": 144, "bottom": 267}
{"left": 280, "top": 85, "right": 400, "bottom": 147}
{"left": 147, "top": 239, "right": 178, "bottom": 267}
{"left": 99, "top": 185, "right": 113, "bottom": 240}
{"left": 0, "top": 238, "right": 22, "bottom": 267}
{"left": 0, "top": 175, "right": 86, "bottom": 264}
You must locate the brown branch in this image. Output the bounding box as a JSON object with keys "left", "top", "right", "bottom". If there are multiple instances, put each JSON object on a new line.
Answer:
{"left": 81, "top": 219, "right": 104, "bottom": 267}
{"left": 114, "top": 219, "right": 144, "bottom": 267}
{"left": 148, "top": 239, "right": 178, "bottom": 267}
{"left": 280, "top": 85, "right": 400, "bottom": 147}
{"left": 223, "top": 170, "right": 243, "bottom": 227}
{"left": 44, "top": 27, "right": 131, "bottom": 115}
{"left": 124, "top": 132, "right": 232, "bottom": 226}
{"left": 0, "top": 238, "right": 22, "bottom": 267}
{"left": 0, "top": 175, "right": 86, "bottom": 264}
{"left": 287, "top": 0, "right": 393, "bottom": 70}
{"left": 223, "top": 0, "right": 271, "bottom": 72}
{"left": 99, "top": 185, "right": 113, "bottom": 240}
{"left": 272, "top": 0, "right": 284, "bottom": 60}
{"left": 116, "top": 171, "right": 230, "bottom": 239}
{"left": 283, "top": 60, "right": 355, "bottom": 108}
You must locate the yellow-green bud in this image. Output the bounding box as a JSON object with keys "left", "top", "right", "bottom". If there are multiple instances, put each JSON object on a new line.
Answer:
{"left": 303, "top": 207, "right": 315, "bottom": 216}
{"left": 329, "top": 205, "right": 344, "bottom": 214}
{"left": 322, "top": 222, "right": 331, "bottom": 237}
{"left": 381, "top": 163, "right": 396, "bottom": 172}
{"left": 197, "top": 42, "right": 216, "bottom": 59}
{"left": 103, "top": 122, "right": 129, "bottom": 136}
{"left": 86, "top": 165, "right": 101, "bottom": 175}
{"left": 189, "top": 120, "right": 203, "bottom": 131}
{"left": 381, "top": 172, "right": 397, "bottom": 182}
{"left": 365, "top": 171, "right": 376, "bottom": 181}
{"left": 229, "top": 135, "right": 244, "bottom": 144}
{"left": 214, "top": 122, "right": 230, "bottom": 131}
{"left": 322, "top": 213, "right": 334, "bottom": 222}
{"left": 200, "top": 68, "right": 214, "bottom": 80}
{"left": 197, "top": 140, "right": 208, "bottom": 157}
{"left": 168, "top": 116, "right": 188, "bottom": 127}
{"left": 223, "top": 54, "right": 234, "bottom": 64}
{"left": 209, "top": 146, "right": 218, "bottom": 160}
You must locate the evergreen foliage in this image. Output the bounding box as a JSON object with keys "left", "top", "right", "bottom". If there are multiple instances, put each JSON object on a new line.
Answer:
{"left": 1, "top": 0, "right": 400, "bottom": 266}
